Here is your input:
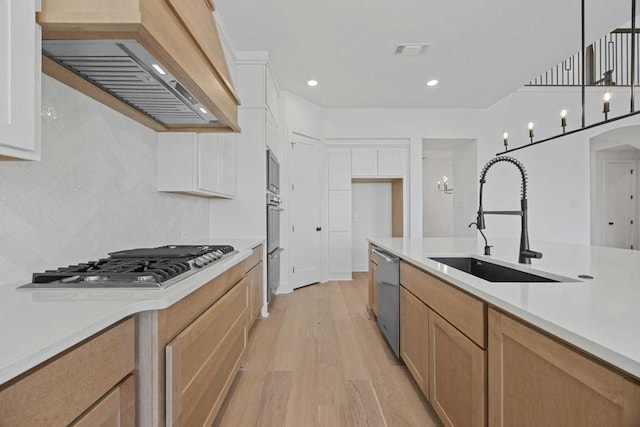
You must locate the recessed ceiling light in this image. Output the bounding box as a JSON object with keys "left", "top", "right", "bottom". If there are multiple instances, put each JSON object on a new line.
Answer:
{"left": 152, "top": 64, "right": 167, "bottom": 75}
{"left": 199, "top": 107, "right": 208, "bottom": 114}
{"left": 307, "top": 80, "right": 318, "bottom": 87}
{"left": 426, "top": 79, "right": 439, "bottom": 87}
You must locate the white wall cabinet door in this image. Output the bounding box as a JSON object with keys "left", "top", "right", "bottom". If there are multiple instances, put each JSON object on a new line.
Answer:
{"left": 0, "top": 0, "right": 41, "bottom": 160}
{"left": 328, "top": 148, "right": 351, "bottom": 190}
{"left": 217, "top": 134, "right": 238, "bottom": 197}
{"left": 158, "top": 132, "right": 237, "bottom": 198}
{"left": 351, "top": 148, "right": 378, "bottom": 176}
{"left": 378, "top": 147, "right": 406, "bottom": 177}
{"left": 198, "top": 133, "right": 221, "bottom": 193}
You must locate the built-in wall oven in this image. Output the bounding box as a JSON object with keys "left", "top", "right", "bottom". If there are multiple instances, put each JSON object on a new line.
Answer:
{"left": 266, "top": 148, "right": 282, "bottom": 302}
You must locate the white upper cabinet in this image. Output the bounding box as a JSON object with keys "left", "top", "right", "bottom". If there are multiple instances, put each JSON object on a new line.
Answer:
{"left": 328, "top": 148, "right": 351, "bottom": 190}
{"left": 0, "top": 0, "right": 41, "bottom": 160}
{"left": 378, "top": 147, "right": 406, "bottom": 177}
{"left": 350, "top": 147, "right": 407, "bottom": 178}
{"left": 265, "top": 67, "right": 280, "bottom": 127}
{"left": 351, "top": 148, "right": 378, "bottom": 176}
{"left": 158, "top": 132, "right": 237, "bottom": 198}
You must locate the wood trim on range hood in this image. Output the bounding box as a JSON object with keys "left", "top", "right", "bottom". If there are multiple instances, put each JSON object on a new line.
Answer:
{"left": 37, "top": 0, "right": 240, "bottom": 133}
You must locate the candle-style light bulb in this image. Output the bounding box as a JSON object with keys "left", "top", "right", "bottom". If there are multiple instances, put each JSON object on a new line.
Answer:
{"left": 603, "top": 91, "right": 611, "bottom": 120}
{"left": 528, "top": 121, "right": 535, "bottom": 143}
{"left": 502, "top": 131, "right": 509, "bottom": 151}
{"left": 560, "top": 109, "right": 568, "bottom": 133}
{"left": 560, "top": 109, "right": 568, "bottom": 118}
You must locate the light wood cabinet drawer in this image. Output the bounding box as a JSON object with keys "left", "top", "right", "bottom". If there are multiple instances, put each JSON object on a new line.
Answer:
{"left": 369, "top": 260, "right": 378, "bottom": 316}
{"left": 401, "top": 261, "right": 486, "bottom": 348}
{"left": 166, "top": 276, "right": 249, "bottom": 426}
{"left": 369, "top": 244, "right": 378, "bottom": 265}
{"left": 70, "top": 375, "right": 135, "bottom": 427}
{"left": 0, "top": 318, "right": 135, "bottom": 426}
{"left": 160, "top": 272, "right": 230, "bottom": 342}
{"left": 249, "top": 261, "right": 263, "bottom": 327}
{"left": 243, "top": 245, "right": 263, "bottom": 274}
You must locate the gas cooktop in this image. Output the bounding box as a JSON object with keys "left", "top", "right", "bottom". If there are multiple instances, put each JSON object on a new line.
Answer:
{"left": 18, "top": 245, "right": 237, "bottom": 289}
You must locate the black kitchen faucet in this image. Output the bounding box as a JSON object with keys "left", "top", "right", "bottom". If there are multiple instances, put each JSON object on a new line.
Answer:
{"left": 471, "top": 156, "right": 543, "bottom": 264}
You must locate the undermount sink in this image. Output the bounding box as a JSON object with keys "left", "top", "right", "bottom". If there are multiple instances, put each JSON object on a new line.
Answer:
{"left": 429, "top": 257, "right": 561, "bottom": 283}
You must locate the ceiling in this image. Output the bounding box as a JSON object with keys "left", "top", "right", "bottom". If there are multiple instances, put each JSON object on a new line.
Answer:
{"left": 217, "top": 0, "right": 632, "bottom": 109}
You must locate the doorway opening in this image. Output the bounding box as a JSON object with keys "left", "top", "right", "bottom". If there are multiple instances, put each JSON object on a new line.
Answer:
{"left": 422, "top": 139, "right": 477, "bottom": 237}
{"left": 590, "top": 126, "right": 640, "bottom": 250}
{"left": 351, "top": 178, "right": 403, "bottom": 272}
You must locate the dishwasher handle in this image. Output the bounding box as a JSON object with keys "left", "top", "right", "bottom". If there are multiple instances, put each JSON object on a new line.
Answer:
{"left": 372, "top": 248, "right": 397, "bottom": 264}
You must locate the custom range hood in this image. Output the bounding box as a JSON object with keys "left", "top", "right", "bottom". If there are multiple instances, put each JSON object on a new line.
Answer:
{"left": 37, "top": 0, "right": 240, "bottom": 132}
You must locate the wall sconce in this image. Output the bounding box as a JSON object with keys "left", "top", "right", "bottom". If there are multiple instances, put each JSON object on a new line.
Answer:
{"left": 503, "top": 131, "right": 509, "bottom": 151}
{"left": 528, "top": 121, "right": 535, "bottom": 143}
{"left": 603, "top": 91, "right": 612, "bottom": 120}
{"left": 560, "top": 109, "right": 568, "bottom": 133}
{"left": 437, "top": 176, "right": 453, "bottom": 194}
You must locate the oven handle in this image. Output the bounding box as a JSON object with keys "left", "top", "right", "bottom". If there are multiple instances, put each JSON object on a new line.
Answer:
{"left": 268, "top": 248, "right": 285, "bottom": 258}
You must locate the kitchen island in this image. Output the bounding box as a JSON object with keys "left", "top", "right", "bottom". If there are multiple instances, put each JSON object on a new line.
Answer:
{"left": 0, "top": 238, "right": 264, "bottom": 426}
{"left": 369, "top": 237, "right": 640, "bottom": 426}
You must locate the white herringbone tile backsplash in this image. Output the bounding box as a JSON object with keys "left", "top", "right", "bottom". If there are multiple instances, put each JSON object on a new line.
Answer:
{"left": 0, "top": 76, "right": 210, "bottom": 286}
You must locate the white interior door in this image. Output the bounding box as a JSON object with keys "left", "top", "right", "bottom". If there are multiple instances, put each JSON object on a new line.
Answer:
{"left": 289, "top": 135, "right": 322, "bottom": 288}
{"left": 603, "top": 160, "right": 637, "bottom": 249}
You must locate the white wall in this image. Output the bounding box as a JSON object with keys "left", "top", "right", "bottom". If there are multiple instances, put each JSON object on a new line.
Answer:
{"left": 422, "top": 158, "right": 453, "bottom": 237}
{"left": 478, "top": 87, "right": 640, "bottom": 247}
{"left": 0, "top": 76, "right": 210, "bottom": 286}
{"left": 351, "top": 183, "right": 392, "bottom": 271}
{"left": 452, "top": 141, "right": 478, "bottom": 237}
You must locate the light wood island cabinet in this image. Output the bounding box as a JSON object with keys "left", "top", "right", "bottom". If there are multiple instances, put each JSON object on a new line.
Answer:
{"left": 399, "top": 259, "right": 487, "bottom": 427}
{"left": 488, "top": 308, "right": 640, "bottom": 427}
{"left": 0, "top": 318, "right": 135, "bottom": 426}
{"left": 400, "top": 286, "right": 429, "bottom": 397}
{"left": 383, "top": 252, "right": 640, "bottom": 427}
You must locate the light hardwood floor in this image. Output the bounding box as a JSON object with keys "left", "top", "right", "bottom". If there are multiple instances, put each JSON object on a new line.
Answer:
{"left": 213, "top": 273, "right": 441, "bottom": 427}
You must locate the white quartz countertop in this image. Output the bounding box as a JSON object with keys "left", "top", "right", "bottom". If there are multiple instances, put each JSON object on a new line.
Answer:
{"left": 0, "top": 238, "right": 264, "bottom": 385}
{"left": 368, "top": 237, "right": 640, "bottom": 380}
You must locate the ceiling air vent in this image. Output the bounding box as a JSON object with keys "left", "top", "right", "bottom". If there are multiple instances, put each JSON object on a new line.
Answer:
{"left": 394, "top": 43, "right": 431, "bottom": 56}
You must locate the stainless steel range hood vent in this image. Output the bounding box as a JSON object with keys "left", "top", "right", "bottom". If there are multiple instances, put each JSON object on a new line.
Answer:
{"left": 42, "top": 40, "right": 220, "bottom": 126}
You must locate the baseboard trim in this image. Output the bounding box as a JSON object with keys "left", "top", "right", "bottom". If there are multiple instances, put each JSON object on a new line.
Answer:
{"left": 327, "top": 273, "right": 353, "bottom": 281}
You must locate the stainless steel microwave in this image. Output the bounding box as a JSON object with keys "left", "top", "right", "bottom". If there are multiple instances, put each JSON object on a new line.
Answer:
{"left": 266, "top": 148, "right": 280, "bottom": 194}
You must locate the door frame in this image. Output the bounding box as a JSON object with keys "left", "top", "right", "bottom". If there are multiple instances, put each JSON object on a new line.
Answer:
{"left": 601, "top": 159, "right": 638, "bottom": 249}
{"left": 286, "top": 131, "right": 326, "bottom": 291}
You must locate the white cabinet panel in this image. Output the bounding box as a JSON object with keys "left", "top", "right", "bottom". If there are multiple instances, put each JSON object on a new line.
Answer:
{"left": 198, "top": 133, "right": 220, "bottom": 193}
{"left": 266, "top": 113, "right": 278, "bottom": 151}
{"left": 378, "top": 147, "right": 406, "bottom": 177}
{"left": 329, "top": 232, "right": 352, "bottom": 274}
{"left": 266, "top": 68, "right": 280, "bottom": 126}
{"left": 329, "top": 190, "right": 351, "bottom": 232}
{"left": 351, "top": 148, "right": 378, "bottom": 176}
{"left": 328, "top": 148, "right": 351, "bottom": 190}
{"left": 158, "top": 132, "right": 237, "bottom": 198}
{"left": 218, "top": 134, "right": 238, "bottom": 197}
{"left": 0, "top": 0, "right": 40, "bottom": 160}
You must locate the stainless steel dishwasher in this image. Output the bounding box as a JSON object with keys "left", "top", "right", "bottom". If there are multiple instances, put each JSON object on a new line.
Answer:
{"left": 374, "top": 248, "right": 400, "bottom": 357}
